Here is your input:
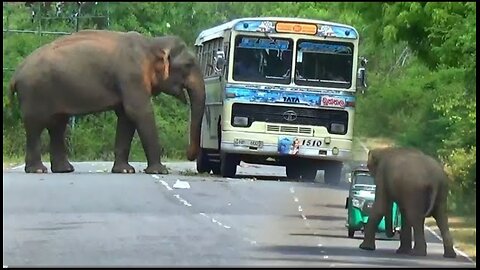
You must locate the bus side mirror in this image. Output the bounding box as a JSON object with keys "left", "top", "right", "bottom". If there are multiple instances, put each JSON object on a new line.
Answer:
{"left": 214, "top": 50, "right": 226, "bottom": 73}
{"left": 357, "top": 57, "right": 368, "bottom": 94}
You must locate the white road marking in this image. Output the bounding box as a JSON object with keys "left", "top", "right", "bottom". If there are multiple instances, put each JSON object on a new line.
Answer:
{"left": 12, "top": 163, "right": 25, "bottom": 170}
{"left": 153, "top": 174, "right": 173, "bottom": 191}
{"left": 173, "top": 194, "right": 192, "bottom": 207}
{"left": 199, "top": 212, "right": 231, "bottom": 230}
{"left": 293, "top": 197, "right": 299, "bottom": 202}
{"left": 289, "top": 187, "right": 295, "bottom": 193}
{"left": 323, "top": 255, "right": 329, "bottom": 259}
{"left": 298, "top": 205, "right": 303, "bottom": 212}
{"left": 425, "top": 226, "right": 476, "bottom": 264}
{"left": 317, "top": 243, "right": 323, "bottom": 247}
{"left": 301, "top": 214, "right": 307, "bottom": 220}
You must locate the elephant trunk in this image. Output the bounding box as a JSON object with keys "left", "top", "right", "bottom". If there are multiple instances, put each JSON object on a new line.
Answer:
{"left": 185, "top": 67, "right": 206, "bottom": 161}
{"left": 385, "top": 200, "right": 395, "bottom": 238}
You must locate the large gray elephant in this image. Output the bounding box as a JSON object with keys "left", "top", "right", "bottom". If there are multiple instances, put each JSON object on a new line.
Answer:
{"left": 9, "top": 30, "right": 206, "bottom": 174}
{"left": 359, "top": 147, "right": 456, "bottom": 258}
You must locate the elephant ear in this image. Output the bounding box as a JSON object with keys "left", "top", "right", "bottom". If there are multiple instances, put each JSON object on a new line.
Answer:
{"left": 151, "top": 46, "right": 170, "bottom": 81}
{"left": 367, "top": 149, "right": 379, "bottom": 173}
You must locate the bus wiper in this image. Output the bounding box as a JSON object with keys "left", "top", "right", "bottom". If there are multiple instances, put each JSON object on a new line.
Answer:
{"left": 263, "top": 31, "right": 275, "bottom": 42}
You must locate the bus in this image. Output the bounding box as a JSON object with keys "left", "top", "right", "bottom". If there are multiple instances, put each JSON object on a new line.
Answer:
{"left": 193, "top": 17, "right": 367, "bottom": 184}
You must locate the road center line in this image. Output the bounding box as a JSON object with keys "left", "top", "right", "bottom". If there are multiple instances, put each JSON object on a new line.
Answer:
{"left": 173, "top": 194, "right": 192, "bottom": 207}
{"left": 151, "top": 175, "right": 174, "bottom": 191}
{"left": 199, "top": 212, "right": 231, "bottom": 229}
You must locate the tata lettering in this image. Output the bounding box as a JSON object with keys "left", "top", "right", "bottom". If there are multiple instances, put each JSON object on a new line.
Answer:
{"left": 283, "top": 96, "right": 300, "bottom": 103}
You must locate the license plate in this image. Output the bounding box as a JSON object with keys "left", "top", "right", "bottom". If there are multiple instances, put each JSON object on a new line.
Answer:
{"left": 234, "top": 138, "right": 264, "bottom": 148}
{"left": 301, "top": 139, "right": 322, "bottom": 148}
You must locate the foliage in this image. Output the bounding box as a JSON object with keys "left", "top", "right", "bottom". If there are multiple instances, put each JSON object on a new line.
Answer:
{"left": 2, "top": 2, "right": 476, "bottom": 214}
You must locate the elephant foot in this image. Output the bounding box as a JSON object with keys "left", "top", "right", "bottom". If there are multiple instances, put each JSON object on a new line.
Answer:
{"left": 396, "top": 246, "right": 412, "bottom": 255}
{"left": 359, "top": 241, "right": 375, "bottom": 251}
{"left": 25, "top": 163, "right": 48, "bottom": 173}
{"left": 410, "top": 248, "right": 427, "bottom": 257}
{"left": 443, "top": 248, "right": 457, "bottom": 259}
{"left": 51, "top": 161, "right": 75, "bottom": 173}
{"left": 112, "top": 163, "right": 136, "bottom": 174}
{"left": 144, "top": 163, "right": 169, "bottom": 174}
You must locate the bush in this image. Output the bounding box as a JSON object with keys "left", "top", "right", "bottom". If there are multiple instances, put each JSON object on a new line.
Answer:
{"left": 443, "top": 146, "right": 476, "bottom": 216}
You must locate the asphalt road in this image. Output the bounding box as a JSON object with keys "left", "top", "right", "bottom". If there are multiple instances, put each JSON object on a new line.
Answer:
{"left": 3, "top": 161, "right": 476, "bottom": 267}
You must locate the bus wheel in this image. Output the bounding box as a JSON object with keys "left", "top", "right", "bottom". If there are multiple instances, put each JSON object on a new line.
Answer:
{"left": 211, "top": 162, "right": 221, "bottom": 175}
{"left": 300, "top": 163, "right": 318, "bottom": 181}
{"left": 196, "top": 148, "right": 211, "bottom": 174}
{"left": 324, "top": 161, "right": 343, "bottom": 185}
{"left": 286, "top": 164, "right": 301, "bottom": 180}
{"left": 220, "top": 153, "right": 237, "bottom": 178}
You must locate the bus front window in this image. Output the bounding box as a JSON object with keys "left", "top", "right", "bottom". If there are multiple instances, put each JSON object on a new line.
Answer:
{"left": 233, "top": 35, "right": 293, "bottom": 85}
{"left": 295, "top": 39, "right": 353, "bottom": 89}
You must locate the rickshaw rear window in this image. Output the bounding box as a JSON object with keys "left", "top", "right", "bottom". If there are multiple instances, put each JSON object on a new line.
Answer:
{"left": 354, "top": 175, "right": 374, "bottom": 185}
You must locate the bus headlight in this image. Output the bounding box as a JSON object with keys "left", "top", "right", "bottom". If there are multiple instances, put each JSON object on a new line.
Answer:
{"left": 330, "top": 123, "right": 346, "bottom": 134}
{"left": 233, "top": 116, "right": 249, "bottom": 127}
{"left": 332, "top": 147, "right": 339, "bottom": 155}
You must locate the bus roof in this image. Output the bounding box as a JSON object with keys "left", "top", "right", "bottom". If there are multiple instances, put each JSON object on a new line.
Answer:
{"left": 195, "top": 17, "right": 359, "bottom": 46}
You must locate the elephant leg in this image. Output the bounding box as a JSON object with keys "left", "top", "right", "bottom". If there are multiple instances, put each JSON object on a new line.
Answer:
{"left": 406, "top": 204, "right": 427, "bottom": 256}
{"left": 48, "top": 115, "right": 74, "bottom": 173}
{"left": 359, "top": 201, "right": 385, "bottom": 251}
{"left": 24, "top": 118, "right": 48, "bottom": 173}
{"left": 112, "top": 108, "right": 136, "bottom": 174}
{"left": 433, "top": 205, "right": 457, "bottom": 258}
{"left": 123, "top": 97, "right": 168, "bottom": 175}
{"left": 396, "top": 207, "right": 413, "bottom": 254}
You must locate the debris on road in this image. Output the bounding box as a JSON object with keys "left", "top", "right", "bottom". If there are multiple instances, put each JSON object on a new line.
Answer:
{"left": 173, "top": 179, "right": 190, "bottom": 189}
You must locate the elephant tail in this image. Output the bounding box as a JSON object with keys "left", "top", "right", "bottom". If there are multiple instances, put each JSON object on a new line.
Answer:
{"left": 424, "top": 185, "right": 438, "bottom": 217}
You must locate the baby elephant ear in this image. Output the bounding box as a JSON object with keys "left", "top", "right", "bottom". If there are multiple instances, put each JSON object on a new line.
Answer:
{"left": 153, "top": 48, "right": 170, "bottom": 80}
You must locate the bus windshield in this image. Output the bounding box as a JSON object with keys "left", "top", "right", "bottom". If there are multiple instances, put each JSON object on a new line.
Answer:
{"left": 233, "top": 35, "right": 293, "bottom": 85}
{"left": 295, "top": 39, "right": 353, "bottom": 89}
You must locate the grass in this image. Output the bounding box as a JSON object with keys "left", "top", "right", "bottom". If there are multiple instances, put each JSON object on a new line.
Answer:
{"left": 179, "top": 168, "right": 212, "bottom": 177}
{"left": 425, "top": 216, "right": 476, "bottom": 261}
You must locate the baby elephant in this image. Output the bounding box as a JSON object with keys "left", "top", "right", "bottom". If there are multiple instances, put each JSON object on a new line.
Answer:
{"left": 359, "top": 147, "right": 456, "bottom": 258}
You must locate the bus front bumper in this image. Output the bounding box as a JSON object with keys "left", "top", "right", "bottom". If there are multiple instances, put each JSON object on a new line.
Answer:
{"left": 220, "top": 131, "right": 352, "bottom": 161}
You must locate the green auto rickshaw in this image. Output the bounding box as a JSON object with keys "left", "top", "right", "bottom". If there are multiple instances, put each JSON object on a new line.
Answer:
{"left": 345, "top": 165, "right": 401, "bottom": 238}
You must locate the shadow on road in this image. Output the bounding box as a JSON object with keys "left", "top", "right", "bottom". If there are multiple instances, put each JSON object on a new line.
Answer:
{"left": 252, "top": 244, "right": 468, "bottom": 267}
{"left": 289, "top": 232, "right": 398, "bottom": 242}
{"left": 285, "top": 214, "right": 346, "bottom": 222}
{"left": 314, "top": 203, "right": 347, "bottom": 210}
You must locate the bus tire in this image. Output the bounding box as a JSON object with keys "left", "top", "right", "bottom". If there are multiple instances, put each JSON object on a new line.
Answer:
{"left": 211, "top": 162, "right": 221, "bottom": 175}
{"left": 325, "top": 161, "right": 343, "bottom": 185}
{"left": 286, "top": 164, "right": 301, "bottom": 180}
{"left": 220, "top": 153, "right": 237, "bottom": 178}
{"left": 301, "top": 166, "right": 318, "bottom": 181}
{"left": 196, "top": 148, "right": 211, "bottom": 173}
